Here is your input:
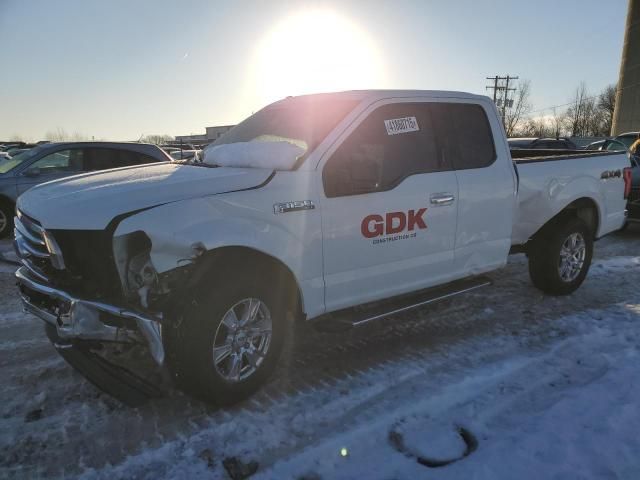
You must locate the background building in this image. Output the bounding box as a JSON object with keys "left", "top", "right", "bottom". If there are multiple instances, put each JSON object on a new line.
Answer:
{"left": 175, "top": 125, "right": 234, "bottom": 146}
{"left": 612, "top": 0, "right": 640, "bottom": 134}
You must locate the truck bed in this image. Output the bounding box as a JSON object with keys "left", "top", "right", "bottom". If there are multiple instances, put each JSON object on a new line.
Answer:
{"left": 510, "top": 149, "right": 623, "bottom": 163}
{"left": 511, "top": 149, "right": 629, "bottom": 246}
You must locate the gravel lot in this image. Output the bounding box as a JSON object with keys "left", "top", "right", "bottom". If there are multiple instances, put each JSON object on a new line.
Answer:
{"left": 1, "top": 228, "right": 639, "bottom": 479}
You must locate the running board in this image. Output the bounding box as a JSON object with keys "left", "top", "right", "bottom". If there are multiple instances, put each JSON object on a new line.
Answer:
{"left": 313, "top": 276, "right": 492, "bottom": 331}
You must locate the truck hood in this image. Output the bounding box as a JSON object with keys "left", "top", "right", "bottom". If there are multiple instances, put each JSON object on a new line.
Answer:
{"left": 17, "top": 162, "right": 273, "bottom": 230}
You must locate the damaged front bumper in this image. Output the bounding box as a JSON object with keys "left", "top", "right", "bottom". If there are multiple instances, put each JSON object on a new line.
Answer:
{"left": 15, "top": 267, "right": 165, "bottom": 365}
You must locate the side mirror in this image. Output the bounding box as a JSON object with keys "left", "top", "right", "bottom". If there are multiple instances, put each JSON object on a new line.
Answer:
{"left": 23, "top": 167, "right": 41, "bottom": 177}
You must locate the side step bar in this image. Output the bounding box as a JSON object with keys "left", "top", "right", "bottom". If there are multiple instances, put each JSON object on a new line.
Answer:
{"left": 314, "top": 276, "right": 492, "bottom": 331}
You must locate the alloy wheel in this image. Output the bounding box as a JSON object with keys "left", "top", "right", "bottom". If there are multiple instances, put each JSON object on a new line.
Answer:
{"left": 558, "top": 232, "right": 586, "bottom": 282}
{"left": 212, "top": 298, "right": 273, "bottom": 382}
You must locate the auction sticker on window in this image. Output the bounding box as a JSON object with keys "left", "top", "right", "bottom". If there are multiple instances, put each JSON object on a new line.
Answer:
{"left": 384, "top": 116, "right": 419, "bottom": 135}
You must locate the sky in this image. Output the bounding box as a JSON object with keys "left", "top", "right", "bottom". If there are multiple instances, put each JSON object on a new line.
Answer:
{"left": 0, "top": 0, "right": 628, "bottom": 141}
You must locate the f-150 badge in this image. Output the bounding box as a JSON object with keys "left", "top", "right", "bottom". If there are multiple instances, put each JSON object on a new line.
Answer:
{"left": 361, "top": 208, "right": 427, "bottom": 239}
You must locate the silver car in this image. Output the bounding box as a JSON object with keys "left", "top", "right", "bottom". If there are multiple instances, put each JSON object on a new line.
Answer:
{"left": 0, "top": 142, "right": 171, "bottom": 237}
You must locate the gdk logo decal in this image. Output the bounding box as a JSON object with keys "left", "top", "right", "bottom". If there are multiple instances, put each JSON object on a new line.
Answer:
{"left": 361, "top": 208, "right": 427, "bottom": 240}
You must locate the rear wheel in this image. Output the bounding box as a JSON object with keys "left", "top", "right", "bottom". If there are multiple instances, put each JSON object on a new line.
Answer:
{"left": 528, "top": 217, "right": 593, "bottom": 295}
{"left": 167, "top": 267, "right": 288, "bottom": 405}
{"left": 0, "top": 200, "right": 13, "bottom": 239}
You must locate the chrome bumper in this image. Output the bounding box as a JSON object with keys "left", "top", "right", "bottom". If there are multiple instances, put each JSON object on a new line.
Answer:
{"left": 15, "top": 267, "right": 165, "bottom": 365}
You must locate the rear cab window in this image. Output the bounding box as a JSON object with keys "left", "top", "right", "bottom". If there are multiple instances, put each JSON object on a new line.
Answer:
{"left": 431, "top": 102, "right": 496, "bottom": 170}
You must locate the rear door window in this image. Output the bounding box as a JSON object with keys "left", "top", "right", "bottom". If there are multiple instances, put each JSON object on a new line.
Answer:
{"left": 432, "top": 103, "right": 496, "bottom": 170}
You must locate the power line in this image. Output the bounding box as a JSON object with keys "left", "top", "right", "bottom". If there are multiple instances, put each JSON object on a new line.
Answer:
{"left": 517, "top": 80, "right": 640, "bottom": 121}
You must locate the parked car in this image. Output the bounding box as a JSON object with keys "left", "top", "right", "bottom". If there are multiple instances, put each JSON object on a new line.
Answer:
{"left": 169, "top": 149, "right": 201, "bottom": 161}
{"left": 613, "top": 131, "right": 639, "bottom": 149}
{"left": 0, "top": 142, "right": 171, "bottom": 237}
{"left": 508, "top": 137, "right": 578, "bottom": 150}
{"left": 624, "top": 139, "right": 640, "bottom": 225}
{"left": 5, "top": 148, "right": 30, "bottom": 157}
{"left": 626, "top": 176, "right": 640, "bottom": 224}
{"left": 584, "top": 139, "right": 628, "bottom": 151}
{"left": 0, "top": 143, "right": 24, "bottom": 153}
{"left": 14, "top": 90, "right": 630, "bottom": 405}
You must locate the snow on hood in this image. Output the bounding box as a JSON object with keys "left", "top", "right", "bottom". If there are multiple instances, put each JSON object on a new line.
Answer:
{"left": 203, "top": 140, "right": 305, "bottom": 171}
{"left": 17, "top": 162, "right": 273, "bottom": 230}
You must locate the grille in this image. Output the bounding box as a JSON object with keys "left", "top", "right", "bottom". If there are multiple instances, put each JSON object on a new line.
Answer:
{"left": 13, "top": 210, "right": 58, "bottom": 282}
{"left": 14, "top": 210, "right": 122, "bottom": 301}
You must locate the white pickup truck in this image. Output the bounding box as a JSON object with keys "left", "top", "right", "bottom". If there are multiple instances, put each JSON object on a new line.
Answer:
{"left": 14, "top": 90, "right": 631, "bottom": 405}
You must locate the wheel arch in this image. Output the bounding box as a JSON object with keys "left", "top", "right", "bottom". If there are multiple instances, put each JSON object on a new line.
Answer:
{"left": 190, "top": 245, "right": 306, "bottom": 321}
{"left": 0, "top": 195, "right": 15, "bottom": 236}
{"left": 533, "top": 196, "right": 600, "bottom": 241}
{"left": 0, "top": 194, "right": 14, "bottom": 209}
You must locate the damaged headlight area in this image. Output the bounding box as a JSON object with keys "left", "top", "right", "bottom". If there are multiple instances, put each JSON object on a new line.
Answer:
{"left": 113, "top": 231, "right": 167, "bottom": 310}
{"left": 113, "top": 231, "right": 200, "bottom": 312}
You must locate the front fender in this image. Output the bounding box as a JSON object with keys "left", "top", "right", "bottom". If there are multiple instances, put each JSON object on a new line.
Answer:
{"left": 112, "top": 193, "right": 324, "bottom": 317}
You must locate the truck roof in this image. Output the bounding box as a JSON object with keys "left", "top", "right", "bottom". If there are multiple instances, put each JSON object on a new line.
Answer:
{"left": 275, "top": 89, "right": 491, "bottom": 106}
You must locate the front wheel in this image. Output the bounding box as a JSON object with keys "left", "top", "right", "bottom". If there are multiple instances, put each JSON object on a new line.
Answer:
{"left": 528, "top": 217, "right": 593, "bottom": 296}
{"left": 166, "top": 271, "right": 287, "bottom": 405}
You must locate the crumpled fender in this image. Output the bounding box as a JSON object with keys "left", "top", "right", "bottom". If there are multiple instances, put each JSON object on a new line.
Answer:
{"left": 112, "top": 186, "right": 324, "bottom": 317}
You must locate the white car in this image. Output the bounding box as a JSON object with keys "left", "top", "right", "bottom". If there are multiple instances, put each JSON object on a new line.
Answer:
{"left": 14, "top": 90, "right": 631, "bottom": 405}
{"left": 169, "top": 149, "right": 201, "bottom": 162}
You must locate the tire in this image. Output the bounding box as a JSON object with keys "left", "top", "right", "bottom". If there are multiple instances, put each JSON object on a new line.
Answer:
{"left": 0, "top": 200, "right": 13, "bottom": 239}
{"left": 166, "top": 264, "right": 288, "bottom": 405}
{"left": 528, "top": 216, "right": 593, "bottom": 296}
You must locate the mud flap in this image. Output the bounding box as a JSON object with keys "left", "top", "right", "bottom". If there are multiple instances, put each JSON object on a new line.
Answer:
{"left": 45, "top": 325, "right": 164, "bottom": 407}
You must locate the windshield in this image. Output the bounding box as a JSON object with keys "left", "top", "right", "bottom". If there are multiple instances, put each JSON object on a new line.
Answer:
{"left": 0, "top": 147, "right": 41, "bottom": 174}
{"left": 212, "top": 95, "right": 360, "bottom": 160}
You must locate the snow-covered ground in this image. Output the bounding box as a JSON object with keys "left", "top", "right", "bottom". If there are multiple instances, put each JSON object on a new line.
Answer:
{"left": 1, "top": 229, "right": 640, "bottom": 479}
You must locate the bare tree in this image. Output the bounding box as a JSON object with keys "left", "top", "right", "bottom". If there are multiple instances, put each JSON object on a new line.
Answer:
{"left": 519, "top": 116, "right": 552, "bottom": 137}
{"left": 551, "top": 108, "right": 563, "bottom": 138}
{"left": 44, "top": 127, "right": 69, "bottom": 141}
{"left": 564, "top": 82, "right": 616, "bottom": 137}
{"left": 43, "top": 128, "right": 90, "bottom": 142}
{"left": 504, "top": 80, "right": 532, "bottom": 137}
{"left": 598, "top": 84, "right": 616, "bottom": 136}
{"left": 565, "top": 82, "right": 590, "bottom": 137}
{"left": 140, "top": 134, "right": 174, "bottom": 145}
{"left": 70, "top": 131, "right": 89, "bottom": 141}
{"left": 512, "top": 81, "right": 616, "bottom": 139}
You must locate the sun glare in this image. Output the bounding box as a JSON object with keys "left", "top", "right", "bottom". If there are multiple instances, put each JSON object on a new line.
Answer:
{"left": 252, "top": 10, "right": 385, "bottom": 105}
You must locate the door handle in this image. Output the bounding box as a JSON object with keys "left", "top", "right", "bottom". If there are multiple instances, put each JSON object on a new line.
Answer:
{"left": 430, "top": 193, "right": 455, "bottom": 206}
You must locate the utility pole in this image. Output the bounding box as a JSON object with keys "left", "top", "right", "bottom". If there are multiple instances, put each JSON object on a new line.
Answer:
{"left": 486, "top": 75, "right": 518, "bottom": 127}
{"left": 486, "top": 76, "right": 499, "bottom": 103}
